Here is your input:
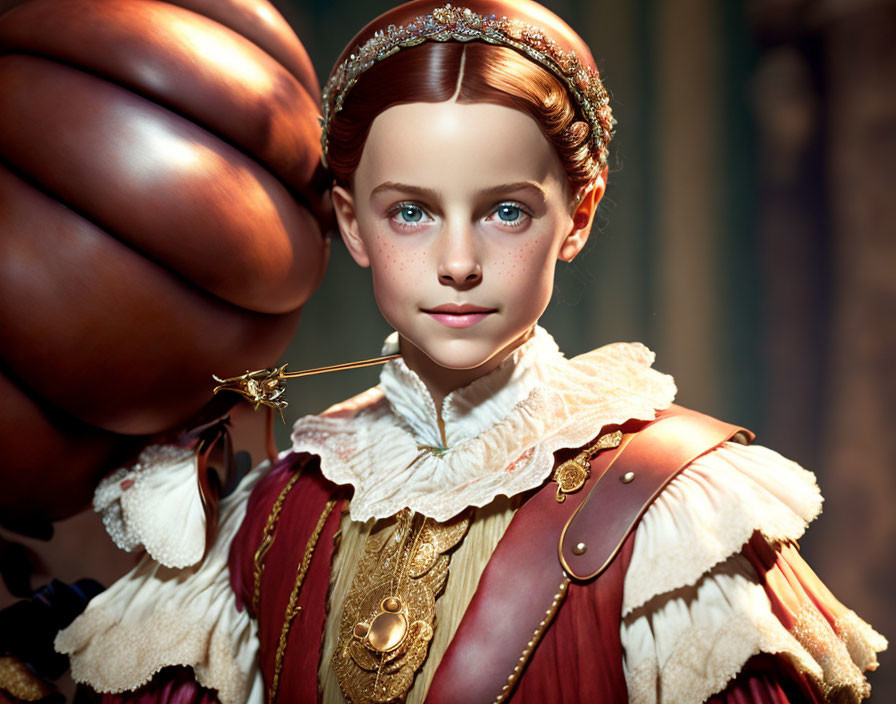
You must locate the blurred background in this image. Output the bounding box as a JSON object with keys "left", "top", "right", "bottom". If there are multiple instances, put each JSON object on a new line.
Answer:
{"left": 1, "top": 0, "right": 892, "bottom": 699}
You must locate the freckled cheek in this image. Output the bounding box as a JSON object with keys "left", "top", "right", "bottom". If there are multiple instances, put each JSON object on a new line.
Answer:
{"left": 521, "top": 246, "right": 558, "bottom": 308}
{"left": 370, "top": 242, "right": 429, "bottom": 284}
{"left": 491, "top": 240, "right": 555, "bottom": 280}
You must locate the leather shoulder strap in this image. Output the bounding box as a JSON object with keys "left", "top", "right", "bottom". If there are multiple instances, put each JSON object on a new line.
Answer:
{"left": 559, "top": 404, "right": 753, "bottom": 581}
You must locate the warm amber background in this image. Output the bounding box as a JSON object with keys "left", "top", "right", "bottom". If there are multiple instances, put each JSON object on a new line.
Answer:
{"left": 1, "top": 0, "right": 892, "bottom": 700}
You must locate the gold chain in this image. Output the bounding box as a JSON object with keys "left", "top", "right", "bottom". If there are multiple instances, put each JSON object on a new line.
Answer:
{"left": 252, "top": 471, "right": 301, "bottom": 614}
{"left": 269, "top": 499, "right": 338, "bottom": 704}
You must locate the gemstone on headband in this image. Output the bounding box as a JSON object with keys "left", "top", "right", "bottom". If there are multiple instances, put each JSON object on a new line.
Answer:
{"left": 320, "top": 3, "right": 614, "bottom": 170}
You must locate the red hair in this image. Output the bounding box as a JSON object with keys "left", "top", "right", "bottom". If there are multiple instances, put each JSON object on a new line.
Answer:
{"left": 326, "top": 42, "right": 598, "bottom": 194}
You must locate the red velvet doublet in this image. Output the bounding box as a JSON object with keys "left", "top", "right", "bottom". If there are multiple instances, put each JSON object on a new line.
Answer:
{"left": 229, "top": 452, "right": 633, "bottom": 703}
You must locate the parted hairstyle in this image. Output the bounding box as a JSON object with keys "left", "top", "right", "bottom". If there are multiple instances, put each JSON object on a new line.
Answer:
{"left": 325, "top": 41, "right": 600, "bottom": 198}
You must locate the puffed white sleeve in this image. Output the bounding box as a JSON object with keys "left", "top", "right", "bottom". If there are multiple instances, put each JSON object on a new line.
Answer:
{"left": 54, "top": 445, "right": 267, "bottom": 704}
{"left": 620, "top": 441, "right": 887, "bottom": 704}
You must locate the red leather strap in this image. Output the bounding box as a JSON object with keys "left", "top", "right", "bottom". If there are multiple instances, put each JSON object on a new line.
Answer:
{"left": 428, "top": 405, "right": 753, "bottom": 703}
{"left": 426, "top": 472, "right": 582, "bottom": 704}
{"left": 559, "top": 404, "right": 753, "bottom": 580}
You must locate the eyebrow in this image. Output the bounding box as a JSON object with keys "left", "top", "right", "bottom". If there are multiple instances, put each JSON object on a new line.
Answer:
{"left": 370, "top": 180, "right": 548, "bottom": 205}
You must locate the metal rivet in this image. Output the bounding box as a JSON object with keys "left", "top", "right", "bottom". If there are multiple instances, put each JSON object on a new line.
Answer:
{"left": 620, "top": 471, "right": 635, "bottom": 484}
{"left": 572, "top": 541, "right": 587, "bottom": 555}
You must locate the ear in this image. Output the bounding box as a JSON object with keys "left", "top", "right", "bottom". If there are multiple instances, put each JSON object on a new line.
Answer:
{"left": 558, "top": 166, "right": 608, "bottom": 262}
{"left": 331, "top": 184, "right": 370, "bottom": 268}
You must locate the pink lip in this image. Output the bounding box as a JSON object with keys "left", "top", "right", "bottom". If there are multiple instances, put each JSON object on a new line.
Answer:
{"left": 423, "top": 303, "right": 496, "bottom": 328}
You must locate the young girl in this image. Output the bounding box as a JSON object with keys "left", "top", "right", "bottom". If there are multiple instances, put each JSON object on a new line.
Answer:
{"left": 55, "top": 1, "right": 885, "bottom": 702}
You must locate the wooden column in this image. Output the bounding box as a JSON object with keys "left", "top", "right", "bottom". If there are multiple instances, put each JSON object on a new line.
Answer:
{"left": 654, "top": 0, "right": 724, "bottom": 412}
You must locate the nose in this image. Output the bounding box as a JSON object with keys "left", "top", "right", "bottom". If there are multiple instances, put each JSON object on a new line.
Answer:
{"left": 437, "top": 224, "right": 482, "bottom": 288}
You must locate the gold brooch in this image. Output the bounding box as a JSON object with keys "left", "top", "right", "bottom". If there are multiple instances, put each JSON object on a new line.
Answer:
{"left": 334, "top": 509, "right": 470, "bottom": 703}
{"left": 553, "top": 430, "right": 623, "bottom": 502}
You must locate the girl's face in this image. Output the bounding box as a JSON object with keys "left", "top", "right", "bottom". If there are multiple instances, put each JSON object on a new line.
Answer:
{"left": 333, "top": 100, "right": 602, "bottom": 387}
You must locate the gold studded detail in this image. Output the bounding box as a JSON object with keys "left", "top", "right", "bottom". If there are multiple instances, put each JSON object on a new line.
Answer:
{"left": 491, "top": 577, "right": 571, "bottom": 703}
{"left": 620, "top": 471, "right": 635, "bottom": 484}
{"left": 572, "top": 542, "right": 587, "bottom": 555}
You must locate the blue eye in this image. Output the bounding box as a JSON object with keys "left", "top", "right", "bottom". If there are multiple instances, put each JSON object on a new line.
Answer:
{"left": 496, "top": 204, "right": 522, "bottom": 222}
{"left": 398, "top": 204, "right": 423, "bottom": 223}
{"left": 485, "top": 202, "right": 530, "bottom": 229}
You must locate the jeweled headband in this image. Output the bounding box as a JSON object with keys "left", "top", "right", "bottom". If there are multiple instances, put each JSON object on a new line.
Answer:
{"left": 320, "top": 1, "right": 614, "bottom": 171}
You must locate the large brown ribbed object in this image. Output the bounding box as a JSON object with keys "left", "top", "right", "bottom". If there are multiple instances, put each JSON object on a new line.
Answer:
{"left": 0, "top": 0, "right": 328, "bottom": 527}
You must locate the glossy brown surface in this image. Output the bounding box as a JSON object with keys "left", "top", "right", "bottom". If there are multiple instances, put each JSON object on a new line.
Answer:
{"left": 0, "top": 0, "right": 323, "bottom": 209}
{"left": 0, "top": 54, "right": 322, "bottom": 314}
{"left": 0, "top": 0, "right": 326, "bottom": 523}
{"left": 0, "top": 373, "right": 143, "bottom": 525}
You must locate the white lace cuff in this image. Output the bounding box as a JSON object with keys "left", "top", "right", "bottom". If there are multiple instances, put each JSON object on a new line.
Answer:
{"left": 622, "top": 552, "right": 820, "bottom": 704}
{"left": 56, "top": 463, "right": 268, "bottom": 704}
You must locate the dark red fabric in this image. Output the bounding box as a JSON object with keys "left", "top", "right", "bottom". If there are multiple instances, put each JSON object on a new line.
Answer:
{"left": 707, "top": 653, "right": 824, "bottom": 703}
{"left": 80, "top": 652, "right": 821, "bottom": 704}
{"left": 93, "top": 667, "right": 221, "bottom": 704}
{"left": 230, "top": 452, "right": 346, "bottom": 702}
{"left": 228, "top": 453, "right": 309, "bottom": 614}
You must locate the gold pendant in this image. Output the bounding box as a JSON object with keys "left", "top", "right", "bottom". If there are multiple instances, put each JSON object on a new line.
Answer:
{"left": 334, "top": 509, "right": 470, "bottom": 703}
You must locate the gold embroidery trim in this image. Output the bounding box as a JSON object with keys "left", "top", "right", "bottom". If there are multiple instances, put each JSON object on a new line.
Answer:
{"left": 0, "top": 655, "right": 52, "bottom": 701}
{"left": 333, "top": 509, "right": 471, "bottom": 704}
{"left": 252, "top": 471, "right": 301, "bottom": 615}
{"left": 269, "top": 498, "right": 338, "bottom": 704}
{"left": 553, "top": 430, "right": 623, "bottom": 502}
{"left": 493, "top": 577, "right": 571, "bottom": 703}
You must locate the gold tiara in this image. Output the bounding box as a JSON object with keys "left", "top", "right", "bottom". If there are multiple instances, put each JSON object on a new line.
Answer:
{"left": 320, "top": 3, "right": 614, "bottom": 170}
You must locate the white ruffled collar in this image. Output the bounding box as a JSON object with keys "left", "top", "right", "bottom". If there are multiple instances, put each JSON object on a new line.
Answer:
{"left": 291, "top": 326, "right": 677, "bottom": 522}
{"left": 379, "top": 327, "right": 564, "bottom": 449}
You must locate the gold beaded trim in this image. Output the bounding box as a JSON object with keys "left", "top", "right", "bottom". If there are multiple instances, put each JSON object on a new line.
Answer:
{"left": 268, "top": 499, "right": 339, "bottom": 704}
{"left": 252, "top": 471, "right": 301, "bottom": 615}
{"left": 0, "top": 655, "right": 51, "bottom": 701}
{"left": 493, "top": 577, "right": 571, "bottom": 703}
{"left": 321, "top": 3, "right": 614, "bottom": 169}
